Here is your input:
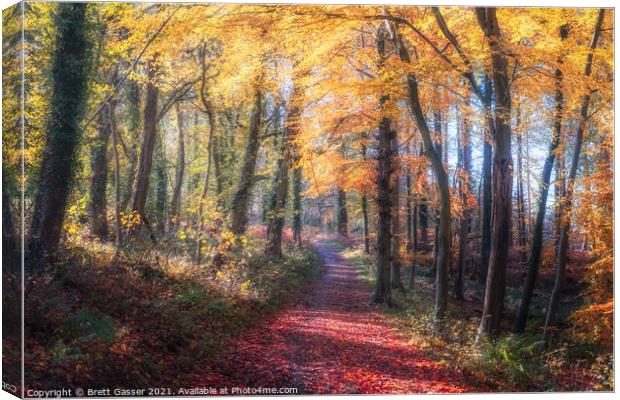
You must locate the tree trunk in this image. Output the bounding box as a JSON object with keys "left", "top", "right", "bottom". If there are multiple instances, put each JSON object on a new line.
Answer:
{"left": 361, "top": 192, "right": 370, "bottom": 254}
{"left": 543, "top": 9, "right": 605, "bottom": 342}
{"left": 109, "top": 101, "right": 122, "bottom": 247}
{"left": 265, "top": 113, "right": 290, "bottom": 257}
{"left": 27, "top": 3, "right": 91, "bottom": 270}
{"left": 337, "top": 189, "right": 348, "bottom": 236}
{"left": 195, "top": 105, "right": 215, "bottom": 265}
{"left": 361, "top": 137, "right": 370, "bottom": 254}
{"left": 230, "top": 82, "right": 263, "bottom": 235}
{"left": 418, "top": 200, "right": 428, "bottom": 250}
{"left": 154, "top": 128, "right": 168, "bottom": 234}
{"left": 514, "top": 24, "right": 569, "bottom": 333}
{"left": 479, "top": 78, "right": 493, "bottom": 286}
{"left": 121, "top": 81, "right": 140, "bottom": 213}
{"left": 129, "top": 59, "right": 159, "bottom": 235}
{"left": 406, "top": 159, "right": 413, "bottom": 250}
{"left": 372, "top": 25, "right": 393, "bottom": 305}
{"left": 455, "top": 95, "right": 472, "bottom": 301}
{"left": 292, "top": 163, "right": 303, "bottom": 247}
{"left": 409, "top": 202, "right": 418, "bottom": 289}
{"left": 167, "top": 102, "right": 185, "bottom": 233}
{"left": 515, "top": 107, "right": 527, "bottom": 264}
{"left": 391, "top": 133, "right": 405, "bottom": 290}
{"left": 476, "top": 7, "right": 513, "bottom": 339}
{"left": 395, "top": 31, "right": 450, "bottom": 322}
{"left": 390, "top": 132, "right": 404, "bottom": 290}
{"left": 88, "top": 107, "right": 111, "bottom": 239}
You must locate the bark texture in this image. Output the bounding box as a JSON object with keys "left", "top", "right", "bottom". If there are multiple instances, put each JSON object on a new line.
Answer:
{"left": 27, "top": 3, "right": 91, "bottom": 270}
{"left": 476, "top": 7, "right": 514, "bottom": 339}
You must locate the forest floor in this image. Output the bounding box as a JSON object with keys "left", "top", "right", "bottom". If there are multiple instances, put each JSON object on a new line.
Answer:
{"left": 190, "top": 239, "right": 475, "bottom": 394}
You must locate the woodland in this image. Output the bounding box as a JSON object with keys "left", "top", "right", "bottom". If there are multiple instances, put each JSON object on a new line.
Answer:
{"left": 1, "top": 2, "right": 614, "bottom": 394}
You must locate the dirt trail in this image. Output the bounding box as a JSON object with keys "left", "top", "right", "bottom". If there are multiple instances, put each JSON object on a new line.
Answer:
{"left": 192, "top": 241, "right": 472, "bottom": 394}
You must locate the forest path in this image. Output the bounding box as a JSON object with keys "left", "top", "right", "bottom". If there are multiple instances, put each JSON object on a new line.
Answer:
{"left": 192, "top": 240, "right": 472, "bottom": 394}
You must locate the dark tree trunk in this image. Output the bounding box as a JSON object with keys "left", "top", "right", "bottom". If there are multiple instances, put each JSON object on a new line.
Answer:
{"left": 167, "top": 102, "right": 185, "bottom": 233}
{"left": 406, "top": 161, "right": 413, "bottom": 250}
{"left": 27, "top": 3, "right": 91, "bottom": 270}
{"left": 292, "top": 164, "right": 303, "bottom": 247}
{"left": 418, "top": 201, "right": 428, "bottom": 250}
{"left": 361, "top": 192, "right": 370, "bottom": 254}
{"left": 212, "top": 135, "right": 224, "bottom": 198}
{"left": 265, "top": 117, "right": 290, "bottom": 257}
{"left": 514, "top": 24, "right": 569, "bottom": 333}
{"left": 409, "top": 202, "right": 418, "bottom": 289}
{"left": 109, "top": 102, "right": 122, "bottom": 247}
{"left": 337, "top": 189, "right": 348, "bottom": 236}
{"left": 515, "top": 112, "right": 528, "bottom": 265}
{"left": 480, "top": 78, "right": 493, "bottom": 286}
{"left": 88, "top": 108, "right": 111, "bottom": 239}
{"left": 231, "top": 83, "right": 263, "bottom": 235}
{"left": 455, "top": 95, "right": 472, "bottom": 301}
{"left": 130, "top": 60, "right": 159, "bottom": 235}
{"left": 476, "top": 7, "right": 514, "bottom": 339}
{"left": 543, "top": 9, "right": 605, "bottom": 342}
{"left": 361, "top": 137, "right": 370, "bottom": 254}
{"left": 390, "top": 132, "right": 404, "bottom": 290}
{"left": 154, "top": 129, "right": 167, "bottom": 233}
{"left": 372, "top": 25, "right": 393, "bottom": 305}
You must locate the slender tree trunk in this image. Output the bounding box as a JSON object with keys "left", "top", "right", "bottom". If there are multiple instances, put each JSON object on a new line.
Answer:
{"left": 337, "top": 189, "right": 348, "bottom": 236}
{"left": 88, "top": 107, "right": 111, "bottom": 239}
{"left": 195, "top": 107, "right": 215, "bottom": 265}
{"left": 231, "top": 82, "right": 263, "bottom": 235}
{"left": 27, "top": 3, "right": 91, "bottom": 270}
{"left": 409, "top": 201, "right": 418, "bottom": 289}
{"left": 130, "top": 59, "right": 159, "bottom": 236}
{"left": 292, "top": 164, "right": 303, "bottom": 247}
{"left": 361, "top": 192, "right": 370, "bottom": 254}
{"left": 265, "top": 103, "right": 290, "bottom": 257}
{"left": 360, "top": 137, "right": 371, "bottom": 254}
{"left": 515, "top": 107, "right": 527, "bottom": 264}
{"left": 154, "top": 125, "right": 167, "bottom": 233}
{"left": 514, "top": 26, "right": 570, "bottom": 332}
{"left": 455, "top": 95, "right": 472, "bottom": 301}
{"left": 167, "top": 102, "right": 185, "bottom": 233}
{"left": 543, "top": 9, "right": 605, "bottom": 342}
{"left": 405, "top": 144, "right": 413, "bottom": 251}
{"left": 109, "top": 101, "right": 122, "bottom": 247}
{"left": 212, "top": 135, "right": 224, "bottom": 198}
{"left": 395, "top": 30, "right": 450, "bottom": 322}
{"left": 476, "top": 7, "right": 513, "bottom": 339}
{"left": 480, "top": 79, "right": 493, "bottom": 285}
{"left": 121, "top": 81, "right": 140, "bottom": 213}
{"left": 390, "top": 132, "right": 404, "bottom": 290}
{"left": 418, "top": 200, "right": 428, "bottom": 250}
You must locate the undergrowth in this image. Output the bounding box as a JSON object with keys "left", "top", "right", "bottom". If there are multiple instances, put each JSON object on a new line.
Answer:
{"left": 23, "top": 237, "right": 323, "bottom": 390}
{"left": 339, "top": 245, "right": 613, "bottom": 392}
